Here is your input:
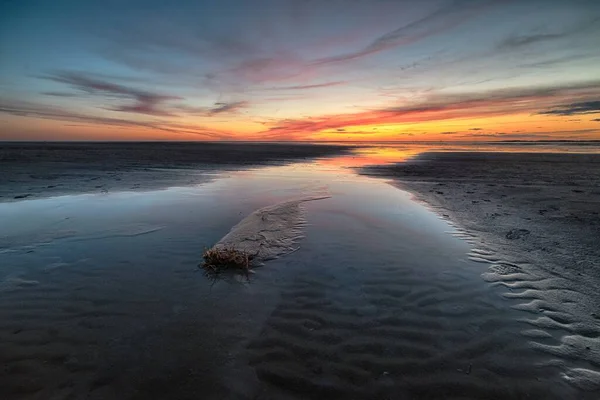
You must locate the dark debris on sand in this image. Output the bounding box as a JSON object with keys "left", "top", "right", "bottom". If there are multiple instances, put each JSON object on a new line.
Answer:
{"left": 200, "top": 246, "right": 257, "bottom": 283}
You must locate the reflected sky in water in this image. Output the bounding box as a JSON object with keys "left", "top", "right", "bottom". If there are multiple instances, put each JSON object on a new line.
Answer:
{"left": 320, "top": 141, "right": 600, "bottom": 168}
{"left": 0, "top": 146, "right": 468, "bottom": 283}
{"left": 2, "top": 141, "right": 600, "bottom": 255}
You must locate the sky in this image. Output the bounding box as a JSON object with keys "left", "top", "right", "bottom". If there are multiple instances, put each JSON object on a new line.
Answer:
{"left": 1, "top": 0, "right": 600, "bottom": 142}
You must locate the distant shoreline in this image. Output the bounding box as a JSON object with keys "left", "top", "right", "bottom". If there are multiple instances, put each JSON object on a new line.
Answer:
{"left": 0, "top": 142, "right": 352, "bottom": 202}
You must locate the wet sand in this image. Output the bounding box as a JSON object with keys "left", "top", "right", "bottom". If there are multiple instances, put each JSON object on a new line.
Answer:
{"left": 0, "top": 142, "right": 352, "bottom": 201}
{"left": 361, "top": 152, "right": 600, "bottom": 392}
{"left": 1, "top": 148, "right": 599, "bottom": 399}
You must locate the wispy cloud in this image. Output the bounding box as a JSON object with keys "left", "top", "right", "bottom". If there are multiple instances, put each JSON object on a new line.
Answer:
{"left": 213, "top": 54, "right": 311, "bottom": 87}
{"left": 0, "top": 99, "right": 230, "bottom": 139}
{"left": 42, "top": 71, "right": 252, "bottom": 118}
{"left": 467, "top": 132, "right": 508, "bottom": 137}
{"left": 261, "top": 81, "right": 600, "bottom": 138}
{"left": 498, "top": 32, "right": 566, "bottom": 50}
{"left": 42, "top": 92, "right": 79, "bottom": 97}
{"left": 263, "top": 81, "right": 347, "bottom": 91}
{"left": 45, "top": 71, "right": 180, "bottom": 116}
{"left": 313, "top": 0, "right": 498, "bottom": 65}
{"left": 210, "top": 101, "right": 249, "bottom": 115}
{"left": 498, "top": 16, "right": 600, "bottom": 51}
{"left": 333, "top": 130, "right": 380, "bottom": 136}
{"left": 538, "top": 100, "right": 600, "bottom": 116}
{"left": 203, "top": 0, "right": 499, "bottom": 90}
{"left": 173, "top": 101, "right": 250, "bottom": 116}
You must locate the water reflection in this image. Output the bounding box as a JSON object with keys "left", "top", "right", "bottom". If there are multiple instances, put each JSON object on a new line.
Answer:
{"left": 318, "top": 141, "right": 600, "bottom": 169}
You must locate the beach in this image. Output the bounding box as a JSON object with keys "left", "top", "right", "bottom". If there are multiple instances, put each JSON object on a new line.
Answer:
{"left": 1, "top": 143, "right": 599, "bottom": 399}
{"left": 0, "top": 142, "right": 352, "bottom": 201}
{"left": 360, "top": 152, "right": 600, "bottom": 300}
{"left": 361, "top": 151, "right": 600, "bottom": 392}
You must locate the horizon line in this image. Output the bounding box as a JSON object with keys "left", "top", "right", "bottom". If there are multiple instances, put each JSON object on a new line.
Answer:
{"left": 2, "top": 139, "right": 600, "bottom": 144}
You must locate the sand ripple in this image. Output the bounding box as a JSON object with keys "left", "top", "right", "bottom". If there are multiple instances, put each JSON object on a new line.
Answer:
{"left": 242, "top": 262, "right": 578, "bottom": 398}
{"left": 454, "top": 229, "right": 600, "bottom": 393}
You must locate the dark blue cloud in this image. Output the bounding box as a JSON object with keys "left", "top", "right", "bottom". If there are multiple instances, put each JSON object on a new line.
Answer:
{"left": 538, "top": 100, "right": 600, "bottom": 116}
{"left": 209, "top": 101, "right": 249, "bottom": 115}
{"left": 0, "top": 98, "right": 231, "bottom": 139}
{"left": 498, "top": 32, "right": 566, "bottom": 50}
{"left": 45, "top": 71, "right": 180, "bottom": 116}
{"left": 42, "top": 92, "right": 78, "bottom": 97}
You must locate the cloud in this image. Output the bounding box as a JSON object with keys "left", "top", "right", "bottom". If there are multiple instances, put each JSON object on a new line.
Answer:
{"left": 173, "top": 101, "right": 249, "bottom": 116}
{"left": 538, "top": 100, "right": 600, "bottom": 116}
{"left": 45, "top": 71, "right": 180, "bottom": 116}
{"left": 469, "top": 128, "right": 482, "bottom": 131}
{"left": 313, "top": 0, "right": 498, "bottom": 65}
{"left": 92, "top": 1, "right": 492, "bottom": 89}
{"left": 210, "top": 101, "right": 249, "bottom": 115}
{"left": 0, "top": 99, "right": 230, "bottom": 139}
{"left": 215, "top": 54, "right": 311, "bottom": 87}
{"left": 468, "top": 132, "right": 508, "bottom": 137}
{"left": 498, "top": 32, "right": 565, "bottom": 50}
{"left": 261, "top": 80, "right": 600, "bottom": 138}
{"left": 263, "top": 81, "right": 347, "bottom": 91}
{"left": 593, "top": 118, "right": 600, "bottom": 122}
{"left": 498, "top": 17, "right": 600, "bottom": 51}
{"left": 43, "top": 71, "right": 251, "bottom": 118}
{"left": 42, "top": 92, "right": 78, "bottom": 97}
{"left": 336, "top": 130, "right": 380, "bottom": 135}
{"left": 441, "top": 131, "right": 458, "bottom": 134}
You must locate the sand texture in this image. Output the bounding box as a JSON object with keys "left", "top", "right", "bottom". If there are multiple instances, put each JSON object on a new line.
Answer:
{"left": 361, "top": 152, "right": 600, "bottom": 391}
{"left": 1, "top": 148, "right": 599, "bottom": 399}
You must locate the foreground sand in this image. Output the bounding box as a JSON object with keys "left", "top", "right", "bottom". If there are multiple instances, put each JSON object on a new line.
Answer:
{"left": 361, "top": 152, "right": 600, "bottom": 390}
{"left": 0, "top": 142, "right": 351, "bottom": 201}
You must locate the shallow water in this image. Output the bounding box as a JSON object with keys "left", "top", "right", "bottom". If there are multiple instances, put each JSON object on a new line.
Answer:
{"left": 0, "top": 154, "right": 594, "bottom": 399}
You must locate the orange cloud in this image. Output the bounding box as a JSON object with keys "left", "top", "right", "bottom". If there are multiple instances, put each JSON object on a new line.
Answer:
{"left": 260, "top": 81, "right": 600, "bottom": 140}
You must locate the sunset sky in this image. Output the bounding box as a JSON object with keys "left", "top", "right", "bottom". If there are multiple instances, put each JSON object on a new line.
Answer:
{"left": 1, "top": 0, "right": 600, "bottom": 141}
